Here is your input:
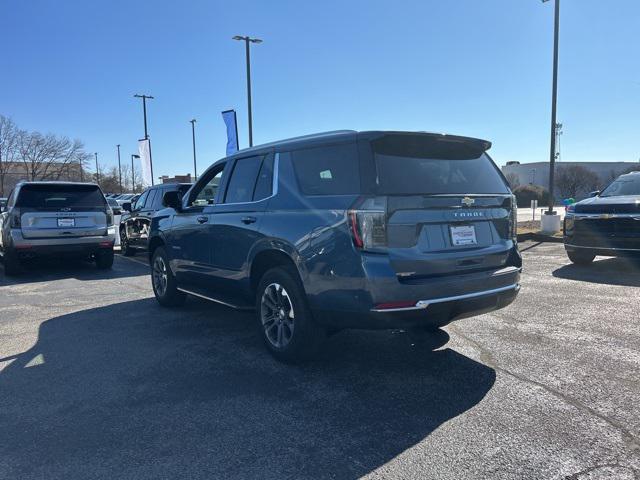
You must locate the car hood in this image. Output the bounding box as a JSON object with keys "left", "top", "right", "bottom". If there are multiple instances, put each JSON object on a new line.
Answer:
{"left": 574, "top": 195, "right": 640, "bottom": 214}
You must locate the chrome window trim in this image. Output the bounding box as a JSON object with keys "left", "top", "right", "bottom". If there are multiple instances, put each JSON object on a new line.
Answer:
{"left": 371, "top": 283, "right": 520, "bottom": 313}
{"left": 216, "top": 153, "right": 280, "bottom": 207}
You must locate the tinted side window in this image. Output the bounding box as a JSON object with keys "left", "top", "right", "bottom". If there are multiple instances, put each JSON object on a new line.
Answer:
{"left": 144, "top": 189, "right": 157, "bottom": 209}
{"left": 153, "top": 188, "right": 168, "bottom": 209}
{"left": 224, "top": 156, "right": 263, "bottom": 204}
{"left": 253, "top": 155, "right": 274, "bottom": 201}
{"left": 291, "top": 143, "right": 360, "bottom": 195}
{"left": 134, "top": 190, "right": 148, "bottom": 210}
{"left": 190, "top": 164, "right": 225, "bottom": 206}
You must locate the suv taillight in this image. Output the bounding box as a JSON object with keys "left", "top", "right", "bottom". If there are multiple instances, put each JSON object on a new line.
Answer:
{"left": 11, "top": 208, "right": 21, "bottom": 228}
{"left": 510, "top": 195, "right": 517, "bottom": 240}
{"left": 348, "top": 197, "right": 387, "bottom": 251}
{"left": 106, "top": 209, "right": 114, "bottom": 227}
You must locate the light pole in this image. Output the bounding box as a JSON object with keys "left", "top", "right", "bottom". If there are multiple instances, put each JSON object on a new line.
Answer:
{"left": 116, "top": 144, "right": 122, "bottom": 193}
{"left": 133, "top": 94, "right": 155, "bottom": 185}
{"left": 131, "top": 154, "right": 140, "bottom": 193}
{"left": 94, "top": 152, "right": 99, "bottom": 185}
{"left": 232, "top": 35, "right": 262, "bottom": 147}
{"left": 190, "top": 119, "right": 197, "bottom": 180}
{"left": 543, "top": 0, "right": 560, "bottom": 214}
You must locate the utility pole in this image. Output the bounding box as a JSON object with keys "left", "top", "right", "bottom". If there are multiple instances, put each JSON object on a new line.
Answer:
{"left": 94, "top": 152, "right": 99, "bottom": 185}
{"left": 190, "top": 119, "right": 197, "bottom": 180}
{"left": 131, "top": 154, "right": 140, "bottom": 193}
{"left": 232, "top": 35, "right": 262, "bottom": 147}
{"left": 116, "top": 144, "right": 123, "bottom": 193}
{"left": 543, "top": 0, "right": 561, "bottom": 214}
{"left": 134, "top": 94, "right": 155, "bottom": 185}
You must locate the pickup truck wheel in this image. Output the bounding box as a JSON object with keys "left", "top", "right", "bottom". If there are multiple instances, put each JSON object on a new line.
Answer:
{"left": 2, "top": 250, "right": 21, "bottom": 276}
{"left": 151, "top": 246, "right": 186, "bottom": 307}
{"left": 256, "top": 266, "right": 326, "bottom": 363}
{"left": 120, "top": 229, "right": 135, "bottom": 256}
{"left": 95, "top": 250, "right": 114, "bottom": 269}
{"left": 567, "top": 250, "right": 595, "bottom": 265}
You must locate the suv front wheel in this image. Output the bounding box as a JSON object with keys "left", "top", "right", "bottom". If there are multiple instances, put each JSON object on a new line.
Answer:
{"left": 151, "top": 246, "right": 186, "bottom": 307}
{"left": 256, "top": 266, "right": 326, "bottom": 363}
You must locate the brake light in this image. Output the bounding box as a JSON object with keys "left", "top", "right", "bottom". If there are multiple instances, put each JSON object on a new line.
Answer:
{"left": 348, "top": 197, "right": 387, "bottom": 251}
{"left": 509, "top": 195, "right": 517, "bottom": 240}
{"left": 11, "top": 208, "right": 21, "bottom": 228}
{"left": 106, "top": 209, "right": 114, "bottom": 227}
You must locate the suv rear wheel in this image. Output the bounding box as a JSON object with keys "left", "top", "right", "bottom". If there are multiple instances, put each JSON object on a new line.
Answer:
{"left": 567, "top": 250, "right": 595, "bottom": 265}
{"left": 2, "top": 250, "right": 21, "bottom": 276}
{"left": 256, "top": 266, "right": 326, "bottom": 363}
{"left": 95, "top": 250, "right": 114, "bottom": 269}
{"left": 151, "top": 246, "right": 186, "bottom": 307}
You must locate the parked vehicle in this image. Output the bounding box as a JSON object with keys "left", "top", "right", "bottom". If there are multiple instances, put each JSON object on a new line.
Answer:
{"left": 0, "top": 182, "right": 115, "bottom": 275}
{"left": 564, "top": 171, "right": 640, "bottom": 264}
{"left": 106, "top": 197, "right": 122, "bottom": 215}
{"left": 148, "top": 130, "right": 521, "bottom": 362}
{"left": 119, "top": 183, "right": 191, "bottom": 256}
{"left": 115, "top": 194, "right": 136, "bottom": 206}
{"left": 106, "top": 198, "right": 122, "bottom": 248}
{"left": 0, "top": 198, "right": 7, "bottom": 211}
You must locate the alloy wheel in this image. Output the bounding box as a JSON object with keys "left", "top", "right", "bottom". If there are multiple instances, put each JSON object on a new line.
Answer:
{"left": 152, "top": 255, "right": 168, "bottom": 297}
{"left": 261, "top": 283, "right": 295, "bottom": 348}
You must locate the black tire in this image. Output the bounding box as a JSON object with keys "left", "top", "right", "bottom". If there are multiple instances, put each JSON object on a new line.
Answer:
{"left": 151, "top": 246, "right": 186, "bottom": 307}
{"left": 2, "top": 250, "right": 21, "bottom": 276}
{"left": 95, "top": 250, "right": 114, "bottom": 269}
{"left": 256, "top": 266, "right": 326, "bottom": 363}
{"left": 120, "top": 228, "right": 135, "bottom": 256}
{"left": 567, "top": 250, "right": 595, "bottom": 265}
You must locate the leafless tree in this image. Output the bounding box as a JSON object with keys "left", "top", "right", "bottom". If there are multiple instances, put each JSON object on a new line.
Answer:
{"left": 17, "top": 130, "right": 88, "bottom": 182}
{"left": 555, "top": 165, "right": 600, "bottom": 199}
{"left": 505, "top": 172, "right": 520, "bottom": 189}
{"left": 0, "top": 115, "right": 20, "bottom": 196}
{"left": 120, "top": 163, "right": 144, "bottom": 193}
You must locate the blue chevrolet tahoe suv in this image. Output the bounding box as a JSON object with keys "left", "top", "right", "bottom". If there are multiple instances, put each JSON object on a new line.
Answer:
{"left": 148, "top": 131, "right": 521, "bottom": 362}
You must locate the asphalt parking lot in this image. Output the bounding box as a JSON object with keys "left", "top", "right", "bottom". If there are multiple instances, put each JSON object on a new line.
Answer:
{"left": 1, "top": 242, "right": 639, "bottom": 480}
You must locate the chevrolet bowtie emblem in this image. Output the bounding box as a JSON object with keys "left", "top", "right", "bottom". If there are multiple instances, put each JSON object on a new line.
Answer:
{"left": 461, "top": 197, "right": 475, "bottom": 207}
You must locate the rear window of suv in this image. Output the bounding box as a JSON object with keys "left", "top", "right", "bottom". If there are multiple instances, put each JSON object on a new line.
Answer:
{"left": 291, "top": 143, "right": 360, "bottom": 195}
{"left": 370, "top": 134, "right": 509, "bottom": 195}
{"left": 16, "top": 184, "right": 106, "bottom": 209}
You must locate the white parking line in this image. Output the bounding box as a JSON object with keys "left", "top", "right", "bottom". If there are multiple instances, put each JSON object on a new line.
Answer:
{"left": 116, "top": 254, "right": 149, "bottom": 267}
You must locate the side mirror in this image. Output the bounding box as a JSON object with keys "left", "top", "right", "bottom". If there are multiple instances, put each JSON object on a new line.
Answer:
{"left": 163, "top": 191, "right": 182, "bottom": 210}
{"left": 122, "top": 202, "right": 132, "bottom": 212}
{"left": 589, "top": 190, "right": 601, "bottom": 198}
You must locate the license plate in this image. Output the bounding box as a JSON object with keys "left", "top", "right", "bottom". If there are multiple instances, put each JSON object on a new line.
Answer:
{"left": 450, "top": 225, "right": 477, "bottom": 246}
{"left": 57, "top": 218, "right": 75, "bottom": 228}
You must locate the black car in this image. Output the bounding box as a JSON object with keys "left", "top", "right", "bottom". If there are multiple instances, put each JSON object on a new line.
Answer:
{"left": 147, "top": 130, "right": 521, "bottom": 362}
{"left": 119, "top": 183, "right": 191, "bottom": 256}
{"left": 564, "top": 171, "right": 640, "bottom": 264}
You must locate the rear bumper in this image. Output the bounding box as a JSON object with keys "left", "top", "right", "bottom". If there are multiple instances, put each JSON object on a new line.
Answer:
{"left": 309, "top": 254, "right": 521, "bottom": 329}
{"left": 565, "top": 242, "right": 640, "bottom": 258}
{"left": 8, "top": 230, "right": 114, "bottom": 258}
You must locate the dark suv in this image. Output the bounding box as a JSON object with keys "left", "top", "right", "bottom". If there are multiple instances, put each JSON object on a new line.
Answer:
{"left": 148, "top": 131, "right": 521, "bottom": 362}
{"left": 119, "top": 183, "right": 191, "bottom": 256}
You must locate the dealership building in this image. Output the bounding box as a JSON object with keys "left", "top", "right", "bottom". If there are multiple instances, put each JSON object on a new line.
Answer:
{"left": 501, "top": 161, "right": 639, "bottom": 190}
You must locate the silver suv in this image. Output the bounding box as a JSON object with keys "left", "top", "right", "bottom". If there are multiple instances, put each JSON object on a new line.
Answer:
{"left": 0, "top": 182, "right": 115, "bottom": 275}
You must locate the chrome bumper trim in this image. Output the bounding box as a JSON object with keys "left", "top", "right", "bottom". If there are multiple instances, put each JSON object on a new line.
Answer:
{"left": 371, "top": 283, "right": 520, "bottom": 313}
{"left": 565, "top": 244, "right": 640, "bottom": 252}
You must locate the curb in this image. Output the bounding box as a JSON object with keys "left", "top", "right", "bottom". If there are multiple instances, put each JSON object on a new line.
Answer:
{"left": 517, "top": 232, "right": 564, "bottom": 243}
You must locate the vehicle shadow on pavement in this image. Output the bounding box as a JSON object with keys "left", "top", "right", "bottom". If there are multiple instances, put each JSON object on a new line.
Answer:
{"left": 552, "top": 257, "right": 640, "bottom": 287}
{"left": 0, "top": 255, "right": 148, "bottom": 286}
{"left": 0, "top": 297, "right": 495, "bottom": 480}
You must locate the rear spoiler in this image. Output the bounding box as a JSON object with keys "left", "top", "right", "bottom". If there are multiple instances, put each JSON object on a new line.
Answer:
{"left": 364, "top": 132, "right": 492, "bottom": 160}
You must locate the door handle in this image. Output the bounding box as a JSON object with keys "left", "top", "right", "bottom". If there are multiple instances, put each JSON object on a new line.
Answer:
{"left": 196, "top": 216, "right": 208, "bottom": 224}
{"left": 241, "top": 216, "right": 257, "bottom": 225}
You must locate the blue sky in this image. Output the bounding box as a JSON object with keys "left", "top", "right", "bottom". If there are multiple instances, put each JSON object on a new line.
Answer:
{"left": 1, "top": 0, "right": 639, "bottom": 178}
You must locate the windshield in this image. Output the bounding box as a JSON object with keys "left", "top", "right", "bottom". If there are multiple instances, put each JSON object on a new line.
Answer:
{"left": 600, "top": 175, "right": 640, "bottom": 197}
{"left": 371, "top": 135, "right": 508, "bottom": 195}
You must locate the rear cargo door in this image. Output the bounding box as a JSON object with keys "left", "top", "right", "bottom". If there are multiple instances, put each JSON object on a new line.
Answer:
{"left": 17, "top": 184, "right": 108, "bottom": 239}
{"left": 368, "top": 133, "right": 515, "bottom": 277}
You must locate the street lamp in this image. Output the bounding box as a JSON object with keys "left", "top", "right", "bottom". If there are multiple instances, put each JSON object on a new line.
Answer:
{"left": 131, "top": 154, "right": 140, "bottom": 193}
{"left": 190, "top": 119, "right": 197, "bottom": 180}
{"left": 232, "top": 35, "right": 262, "bottom": 147}
{"left": 542, "top": 0, "right": 561, "bottom": 214}
{"left": 116, "top": 144, "right": 123, "bottom": 193}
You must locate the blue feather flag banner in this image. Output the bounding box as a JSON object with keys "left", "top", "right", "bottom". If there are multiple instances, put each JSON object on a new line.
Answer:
{"left": 221, "top": 109, "right": 239, "bottom": 156}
